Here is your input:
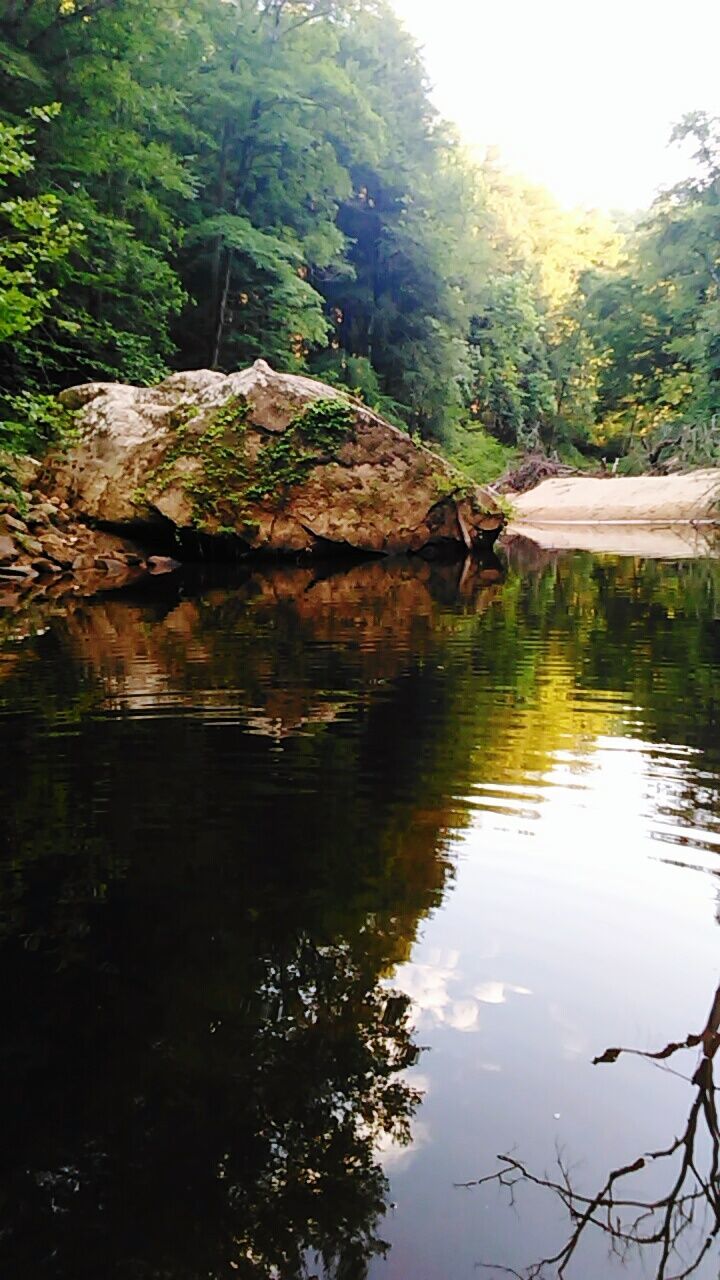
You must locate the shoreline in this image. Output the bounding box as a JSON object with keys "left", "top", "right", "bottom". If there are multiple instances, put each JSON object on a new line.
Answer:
{"left": 505, "top": 468, "right": 720, "bottom": 553}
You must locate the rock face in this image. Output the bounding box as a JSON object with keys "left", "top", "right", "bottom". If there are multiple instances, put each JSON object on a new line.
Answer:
{"left": 48, "top": 361, "right": 503, "bottom": 556}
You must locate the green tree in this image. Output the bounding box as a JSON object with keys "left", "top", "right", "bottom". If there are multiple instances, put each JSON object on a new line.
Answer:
{"left": 1, "top": 0, "right": 201, "bottom": 387}
{"left": 0, "top": 104, "right": 78, "bottom": 346}
{"left": 464, "top": 272, "right": 555, "bottom": 444}
{"left": 587, "top": 113, "right": 720, "bottom": 463}
{"left": 318, "top": 6, "right": 484, "bottom": 438}
{"left": 177, "top": 0, "right": 382, "bottom": 372}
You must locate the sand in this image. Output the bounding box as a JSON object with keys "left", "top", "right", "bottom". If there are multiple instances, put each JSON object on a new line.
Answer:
{"left": 509, "top": 468, "right": 720, "bottom": 525}
{"left": 504, "top": 468, "right": 720, "bottom": 557}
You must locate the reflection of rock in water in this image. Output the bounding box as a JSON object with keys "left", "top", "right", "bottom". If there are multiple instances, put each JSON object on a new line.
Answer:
{"left": 4, "top": 557, "right": 502, "bottom": 731}
{"left": 0, "top": 557, "right": 507, "bottom": 1278}
{"left": 504, "top": 519, "right": 720, "bottom": 560}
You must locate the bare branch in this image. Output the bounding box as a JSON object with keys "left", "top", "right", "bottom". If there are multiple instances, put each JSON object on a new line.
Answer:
{"left": 464, "top": 984, "right": 720, "bottom": 1279}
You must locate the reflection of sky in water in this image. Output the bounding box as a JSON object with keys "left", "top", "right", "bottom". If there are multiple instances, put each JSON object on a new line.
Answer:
{"left": 2, "top": 554, "right": 718, "bottom": 1279}
{"left": 391, "top": 955, "right": 531, "bottom": 1034}
{"left": 376, "top": 728, "right": 719, "bottom": 1278}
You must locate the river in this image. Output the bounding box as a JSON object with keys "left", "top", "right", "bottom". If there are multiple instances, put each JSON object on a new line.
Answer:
{"left": 0, "top": 546, "right": 718, "bottom": 1279}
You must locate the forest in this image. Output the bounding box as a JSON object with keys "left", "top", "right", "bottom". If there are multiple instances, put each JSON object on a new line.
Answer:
{"left": 1, "top": 0, "right": 720, "bottom": 485}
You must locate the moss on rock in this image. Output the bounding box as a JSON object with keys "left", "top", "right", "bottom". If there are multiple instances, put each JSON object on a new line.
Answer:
{"left": 140, "top": 395, "right": 354, "bottom": 534}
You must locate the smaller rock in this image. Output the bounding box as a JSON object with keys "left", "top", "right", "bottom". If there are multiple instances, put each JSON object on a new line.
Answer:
{"left": 30, "top": 501, "right": 57, "bottom": 518}
{"left": 0, "top": 535, "right": 19, "bottom": 563}
{"left": 147, "top": 555, "right": 181, "bottom": 575}
{"left": 97, "top": 558, "right": 127, "bottom": 577}
{"left": 0, "top": 563, "right": 37, "bottom": 580}
{"left": 32, "top": 557, "right": 62, "bottom": 576}
{"left": 45, "top": 580, "right": 71, "bottom": 600}
{"left": 2, "top": 515, "right": 28, "bottom": 534}
{"left": 40, "top": 534, "right": 73, "bottom": 568}
{"left": 0, "top": 503, "right": 23, "bottom": 520}
{"left": 72, "top": 553, "right": 96, "bottom": 571}
{"left": 18, "top": 535, "right": 43, "bottom": 556}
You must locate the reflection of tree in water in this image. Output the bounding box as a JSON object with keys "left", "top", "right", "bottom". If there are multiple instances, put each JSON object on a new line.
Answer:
{"left": 0, "top": 555, "right": 502, "bottom": 1280}
{"left": 2, "top": 552, "right": 720, "bottom": 1277}
{"left": 0, "top": 563, "right": 477, "bottom": 1278}
{"left": 0, "top": 836, "right": 424, "bottom": 1279}
{"left": 465, "top": 984, "right": 720, "bottom": 1279}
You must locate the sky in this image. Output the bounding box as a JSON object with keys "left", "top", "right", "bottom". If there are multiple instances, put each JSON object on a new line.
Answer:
{"left": 390, "top": 0, "right": 720, "bottom": 212}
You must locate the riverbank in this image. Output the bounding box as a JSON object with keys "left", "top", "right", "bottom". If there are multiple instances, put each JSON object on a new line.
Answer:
{"left": 504, "top": 468, "right": 720, "bottom": 556}
{"left": 508, "top": 468, "right": 720, "bottom": 524}
{"left": 1, "top": 363, "right": 504, "bottom": 598}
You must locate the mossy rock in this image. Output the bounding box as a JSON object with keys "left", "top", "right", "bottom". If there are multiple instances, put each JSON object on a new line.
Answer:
{"left": 50, "top": 360, "right": 505, "bottom": 556}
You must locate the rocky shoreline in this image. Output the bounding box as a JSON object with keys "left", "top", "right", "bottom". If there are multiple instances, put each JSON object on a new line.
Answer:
{"left": 0, "top": 478, "right": 181, "bottom": 604}
{"left": 7, "top": 363, "right": 718, "bottom": 612}
{"left": 1, "top": 492, "right": 141, "bottom": 584}
{"left": 1, "top": 360, "right": 506, "bottom": 605}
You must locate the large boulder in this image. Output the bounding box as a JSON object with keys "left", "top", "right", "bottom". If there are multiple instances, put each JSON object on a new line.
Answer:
{"left": 47, "top": 361, "right": 503, "bottom": 556}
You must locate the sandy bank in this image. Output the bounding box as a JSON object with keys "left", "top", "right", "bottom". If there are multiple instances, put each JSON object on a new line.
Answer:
{"left": 510, "top": 468, "right": 720, "bottom": 525}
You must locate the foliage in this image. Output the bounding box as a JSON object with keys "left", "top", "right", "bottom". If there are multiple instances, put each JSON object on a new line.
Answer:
{"left": 0, "top": 104, "right": 80, "bottom": 347}
{"left": 311, "top": 351, "right": 408, "bottom": 425}
{"left": 0, "top": 389, "right": 76, "bottom": 456}
{"left": 245, "top": 396, "right": 354, "bottom": 500}
{"left": 584, "top": 112, "right": 720, "bottom": 462}
{"left": 0, "top": 0, "right": 198, "bottom": 391}
{"left": 619, "top": 416, "right": 720, "bottom": 474}
{"left": 0, "top": 3, "right": 719, "bottom": 471}
{"left": 464, "top": 272, "right": 555, "bottom": 445}
{"left": 442, "top": 419, "right": 516, "bottom": 485}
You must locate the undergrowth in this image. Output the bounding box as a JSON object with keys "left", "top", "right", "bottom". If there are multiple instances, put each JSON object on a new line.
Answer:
{"left": 442, "top": 422, "right": 517, "bottom": 486}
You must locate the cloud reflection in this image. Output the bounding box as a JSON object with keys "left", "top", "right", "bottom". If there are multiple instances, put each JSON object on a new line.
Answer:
{"left": 475, "top": 980, "right": 532, "bottom": 1004}
{"left": 392, "top": 951, "right": 532, "bottom": 1034}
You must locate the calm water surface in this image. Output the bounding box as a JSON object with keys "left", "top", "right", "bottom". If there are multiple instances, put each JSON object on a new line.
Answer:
{"left": 0, "top": 549, "right": 718, "bottom": 1279}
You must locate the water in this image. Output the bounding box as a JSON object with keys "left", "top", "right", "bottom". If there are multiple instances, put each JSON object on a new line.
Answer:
{"left": 0, "top": 549, "right": 718, "bottom": 1280}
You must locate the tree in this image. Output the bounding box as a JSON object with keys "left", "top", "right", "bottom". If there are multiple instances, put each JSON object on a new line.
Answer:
{"left": 0, "top": 104, "right": 78, "bottom": 346}
{"left": 0, "top": 0, "right": 201, "bottom": 387}
{"left": 316, "top": 5, "right": 486, "bottom": 438}
{"left": 176, "top": 0, "right": 383, "bottom": 372}
{"left": 465, "top": 272, "right": 555, "bottom": 444}
{"left": 588, "top": 113, "right": 720, "bottom": 462}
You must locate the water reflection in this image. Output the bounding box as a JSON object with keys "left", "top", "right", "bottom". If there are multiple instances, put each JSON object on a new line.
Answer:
{"left": 0, "top": 550, "right": 718, "bottom": 1278}
{"left": 469, "top": 983, "right": 720, "bottom": 1279}
{"left": 0, "top": 558, "right": 498, "bottom": 1279}
{"left": 0, "top": 736, "right": 428, "bottom": 1278}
